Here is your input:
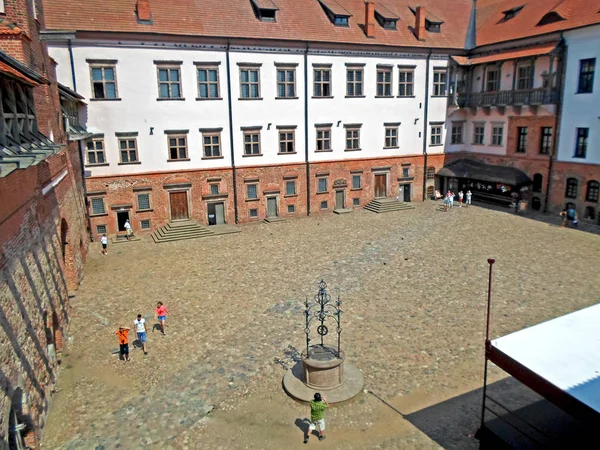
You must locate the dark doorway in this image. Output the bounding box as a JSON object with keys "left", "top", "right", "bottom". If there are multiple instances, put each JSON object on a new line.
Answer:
{"left": 116, "top": 211, "right": 129, "bottom": 232}
{"left": 374, "top": 174, "right": 387, "bottom": 198}
{"left": 584, "top": 206, "right": 595, "bottom": 220}
{"left": 533, "top": 173, "right": 543, "bottom": 192}
{"left": 169, "top": 191, "right": 189, "bottom": 220}
{"left": 531, "top": 197, "right": 541, "bottom": 211}
{"left": 207, "top": 202, "right": 225, "bottom": 225}
{"left": 402, "top": 184, "right": 411, "bottom": 202}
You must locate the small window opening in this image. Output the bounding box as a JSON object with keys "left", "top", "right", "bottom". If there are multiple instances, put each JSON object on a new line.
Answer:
{"left": 318, "top": 0, "right": 352, "bottom": 27}
{"left": 501, "top": 5, "right": 524, "bottom": 21}
{"left": 537, "top": 12, "right": 565, "bottom": 26}
{"left": 250, "top": 0, "right": 278, "bottom": 22}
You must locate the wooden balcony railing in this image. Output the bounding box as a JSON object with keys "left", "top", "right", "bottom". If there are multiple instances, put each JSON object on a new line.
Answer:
{"left": 451, "top": 88, "right": 559, "bottom": 108}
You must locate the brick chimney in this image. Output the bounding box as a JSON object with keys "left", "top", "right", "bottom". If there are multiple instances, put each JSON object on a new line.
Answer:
{"left": 364, "top": 1, "right": 375, "bottom": 38}
{"left": 136, "top": 0, "right": 151, "bottom": 22}
{"left": 415, "top": 6, "right": 426, "bottom": 41}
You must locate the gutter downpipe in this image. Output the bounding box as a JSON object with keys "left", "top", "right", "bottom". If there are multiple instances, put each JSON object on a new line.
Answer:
{"left": 422, "top": 50, "right": 432, "bottom": 201}
{"left": 543, "top": 33, "right": 565, "bottom": 213}
{"left": 226, "top": 39, "right": 239, "bottom": 223}
{"left": 304, "top": 43, "right": 311, "bottom": 216}
{"left": 68, "top": 39, "right": 77, "bottom": 91}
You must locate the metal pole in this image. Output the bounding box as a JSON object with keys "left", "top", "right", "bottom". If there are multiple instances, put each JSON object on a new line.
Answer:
{"left": 305, "top": 297, "right": 310, "bottom": 356}
{"left": 337, "top": 296, "right": 341, "bottom": 358}
{"left": 480, "top": 258, "right": 495, "bottom": 432}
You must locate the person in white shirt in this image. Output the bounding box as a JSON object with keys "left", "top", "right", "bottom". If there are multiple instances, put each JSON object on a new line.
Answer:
{"left": 466, "top": 190, "right": 472, "bottom": 206}
{"left": 101, "top": 234, "right": 108, "bottom": 255}
{"left": 124, "top": 219, "right": 132, "bottom": 240}
{"left": 458, "top": 191, "right": 464, "bottom": 207}
{"left": 133, "top": 314, "right": 147, "bottom": 355}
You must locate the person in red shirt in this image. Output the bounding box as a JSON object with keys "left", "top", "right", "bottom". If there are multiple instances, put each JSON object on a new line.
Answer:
{"left": 155, "top": 302, "right": 168, "bottom": 336}
{"left": 115, "top": 327, "right": 130, "bottom": 362}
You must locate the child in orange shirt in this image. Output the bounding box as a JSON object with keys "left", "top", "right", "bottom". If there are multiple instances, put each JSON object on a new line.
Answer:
{"left": 115, "top": 326, "right": 131, "bottom": 361}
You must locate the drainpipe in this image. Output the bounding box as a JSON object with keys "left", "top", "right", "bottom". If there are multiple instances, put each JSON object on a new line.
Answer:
{"left": 304, "top": 43, "right": 311, "bottom": 216}
{"left": 544, "top": 34, "right": 565, "bottom": 213}
{"left": 68, "top": 40, "right": 77, "bottom": 91}
{"left": 422, "top": 50, "right": 432, "bottom": 201}
{"left": 226, "top": 40, "right": 239, "bottom": 223}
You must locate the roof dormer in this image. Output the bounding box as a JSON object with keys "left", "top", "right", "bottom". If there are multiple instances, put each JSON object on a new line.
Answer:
{"left": 501, "top": 5, "right": 524, "bottom": 21}
{"left": 375, "top": 4, "right": 399, "bottom": 30}
{"left": 537, "top": 11, "right": 565, "bottom": 26}
{"left": 409, "top": 6, "right": 443, "bottom": 33}
{"left": 250, "top": 0, "right": 279, "bottom": 22}
{"left": 318, "top": 0, "right": 352, "bottom": 27}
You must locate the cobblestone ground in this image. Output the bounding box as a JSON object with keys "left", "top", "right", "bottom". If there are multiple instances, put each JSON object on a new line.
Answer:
{"left": 41, "top": 202, "right": 600, "bottom": 449}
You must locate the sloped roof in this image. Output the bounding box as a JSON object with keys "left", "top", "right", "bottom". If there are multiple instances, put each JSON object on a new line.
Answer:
{"left": 438, "top": 159, "right": 532, "bottom": 185}
{"left": 0, "top": 61, "right": 39, "bottom": 85}
{"left": 452, "top": 41, "right": 559, "bottom": 65}
{"left": 41, "top": 0, "right": 471, "bottom": 49}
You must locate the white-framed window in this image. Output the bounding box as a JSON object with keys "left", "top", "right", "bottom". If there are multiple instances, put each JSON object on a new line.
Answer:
{"left": 285, "top": 180, "right": 296, "bottom": 195}
{"left": 137, "top": 193, "right": 151, "bottom": 210}
{"left": 240, "top": 66, "right": 261, "bottom": 99}
{"left": 384, "top": 126, "right": 398, "bottom": 148}
{"left": 451, "top": 123, "right": 463, "bottom": 144}
{"left": 346, "top": 67, "right": 364, "bottom": 97}
{"left": 0, "top": 1, "right": 5, "bottom": 14}
{"left": 430, "top": 124, "right": 442, "bottom": 145}
{"left": 314, "top": 67, "right": 332, "bottom": 97}
{"left": 433, "top": 69, "right": 447, "bottom": 96}
{"left": 96, "top": 224, "right": 107, "bottom": 235}
{"left": 167, "top": 134, "right": 188, "bottom": 160}
{"left": 318, "top": 177, "right": 328, "bottom": 193}
{"left": 345, "top": 126, "right": 361, "bottom": 150}
{"left": 89, "top": 64, "right": 118, "bottom": 99}
{"left": 377, "top": 66, "right": 393, "bottom": 97}
{"left": 278, "top": 129, "right": 295, "bottom": 153}
{"left": 202, "top": 132, "right": 221, "bottom": 158}
{"left": 473, "top": 123, "right": 485, "bottom": 145}
{"left": 157, "top": 65, "right": 182, "bottom": 99}
{"left": 86, "top": 138, "right": 106, "bottom": 165}
{"left": 197, "top": 65, "right": 220, "bottom": 99}
{"left": 90, "top": 197, "right": 106, "bottom": 215}
{"left": 243, "top": 130, "right": 261, "bottom": 155}
{"left": 398, "top": 68, "right": 414, "bottom": 96}
{"left": 276, "top": 66, "right": 296, "bottom": 98}
{"left": 352, "top": 175, "right": 361, "bottom": 189}
{"left": 118, "top": 137, "right": 138, "bottom": 163}
{"left": 140, "top": 220, "right": 151, "bottom": 229}
{"left": 316, "top": 126, "right": 331, "bottom": 151}
{"left": 210, "top": 184, "right": 219, "bottom": 195}
{"left": 287, "top": 204, "right": 295, "bottom": 213}
{"left": 247, "top": 184, "right": 258, "bottom": 200}
{"left": 492, "top": 125, "right": 504, "bottom": 146}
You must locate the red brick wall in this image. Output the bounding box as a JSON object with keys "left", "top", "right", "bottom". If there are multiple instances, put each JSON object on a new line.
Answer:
{"left": 549, "top": 162, "right": 600, "bottom": 220}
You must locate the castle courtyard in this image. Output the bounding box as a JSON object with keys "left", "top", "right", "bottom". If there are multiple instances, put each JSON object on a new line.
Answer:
{"left": 41, "top": 203, "right": 600, "bottom": 449}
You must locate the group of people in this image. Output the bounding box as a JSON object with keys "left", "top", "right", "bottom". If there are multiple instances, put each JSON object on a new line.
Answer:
{"left": 560, "top": 205, "right": 579, "bottom": 228}
{"left": 443, "top": 190, "right": 472, "bottom": 212}
{"left": 114, "top": 302, "right": 168, "bottom": 361}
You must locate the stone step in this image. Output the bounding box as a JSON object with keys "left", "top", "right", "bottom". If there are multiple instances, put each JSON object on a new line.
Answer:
{"left": 263, "top": 217, "right": 286, "bottom": 223}
{"left": 152, "top": 233, "right": 215, "bottom": 244}
{"left": 333, "top": 208, "right": 354, "bottom": 215}
{"left": 364, "top": 199, "right": 415, "bottom": 213}
{"left": 155, "top": 230, "right": 213, "bottom": 240}
{"left": 165, "top": 222, "right": 205, "bottom": 231}
{"left": 151, "top": 220, "right": 215, "bottom": 243}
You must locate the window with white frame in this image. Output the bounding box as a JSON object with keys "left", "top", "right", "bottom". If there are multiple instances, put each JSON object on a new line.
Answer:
{"left": 516, "top": 63, "right": 532, "bottom": 90}
{"left": 346, "top": 67, "right": 364, "bottom": 97}
{"left": 157, "top": 65, "right": 182, "bottom": 99}
{"left": 313, "top": 67, "right": 332, "bottom": 97}
{"left": 243, "top": 130, "right": 261, "bottom": 155}
{"left": 352, "top": 175, "right": 361, "bottom": 189}
{"left": 486, "top": 66, "right": 500, "bottom": 92}
{"left": 240, "top": 66, "right": 261, "bottom": 99}
{"left": 90, "top": 197, "right": 106, "bottom": 215}
{"left": 316, "top": 126, "right": 331, "bottom": 151}
{"left": 86, "top": 138, "right": 106, "bottom": 165}
{"left": 451, "top": 122, "right": 463, "bottom": 144}
{"left": 118, "top": 137, "right": 138, "bottom": 163}
{"left": 433, "top": 69, "right": 447, "bottom": 96}
{"left": 345, "top": 126, "right": 360, "bottom": 150}
{"left": 398, "top": 68, "right": 414, "bottom": 96}
{"left": 377, "top": 66, "right": 393, "bottom": 97}
{"left": 430, "top": 124, "right": 442, "bottom": 145}
{"left": 210, "top": 184, "right": 219, "bottom": 195}
{"left": 89, "top": 64, "right": 118, "bottom": 99}
{"left": 247, "top": 184, "right": 258, "bottom": 199}
{"left": 137, "top": 192, "right": 151, "bottom": 210}
{"left": 473, "top": 123, "right": 485, "bottom": 145}
{"left": 276, "top": 66, "right": 296, "bottom": 98}
{"left": 140, "top": 220, "right": 151, "bottom": 229}
{"left": 197, "top": 65, "right": 220, "bottom": 99}
{"left": 492, "top": 125, "right": 504, "bottom": 146}
{"left": 167, "top": 134, "right": 188, "bottom": 160}
{"left": 384, "top": 126, "right": 398, "bottom": 148}
{"left": 202, "top": 132, "right": 221, "bottom": 158}
{"left": 96, "top": 224, "right": 107, "bottom": 235}
{"left": 287, "top": 205, "right": 295, "bottom": 213}
{"left": 318, "top": 177, "right": 328, "bottom": 193}
{"left": 427, "top": 167, "right": 435, "bottom": 179}
{"left": 285, "top": 180, "right": 296, "bottom": 195}
{"left": 278, "top": 129, "right": 295, "bottom": 153}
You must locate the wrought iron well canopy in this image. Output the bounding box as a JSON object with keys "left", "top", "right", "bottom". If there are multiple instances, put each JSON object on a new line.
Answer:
{"left": 304, "top": 280, "right": 342, "bottom": 358}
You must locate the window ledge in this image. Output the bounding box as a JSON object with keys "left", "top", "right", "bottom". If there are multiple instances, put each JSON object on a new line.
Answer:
{"left": 515, "top": 151, "right": 527, "bottom": 154}
{"left": 312, "top": 96, "right": 334, "bottom": 99}
{"left": 384, "top": 146, "right": 400, "bottom": 149}
{"left": 278, "top": 152, "right": 297, "bottom": 155}
{"left": 489, "top": 144, "right": 503, "bottom": 147}
{"left": 90, "top": 98, "right": 122, "bottom": 102}
{"left": 316, "top": 191, "right": 329, "bottom": 195}
{"left": 245, "top": 198, "right": 260, "bottom": 202}
{"left": 431, "top": 95, "right": 447, "bottom": 98}
{"left": 345, "top": 95, "right": 366, "bottom": 98}
{"left": 345, "top": 148, "right": 362, "bottom": 152}
{"left": 472, "top": 143, "right": 485, "bottom": 146}
{"left": 157, "top": 98, "right": 186, "bottom": 101}
{"left": 90, "top": 213, "right": 109, "bottom": 217}
{"left": 167, "top": 158, "right": 191, "bottom": 162}
{"left": 315, "top": 149, "right": 333, "bottom": 152}
{"left": 242, "top": 153, "right": 263, "bottom": 157}
{"left": 284, "top": 194, "right": 298, "bottom": 198}
{"left": 118, "top": 161, "right": 142, "bottom": 165}
{"left": 275, "top": 97, "right": 299, "bottom": 100}
{"left": 397, "top": 95, "right": 416, "bottom": 98}
{"left": 86, "top": 163, "right": 110, "bottom": 167}
{"left": 429, "top": 144, "right": 443, "bottom": 147}
{"left": 350, "top": 188, "right": 363, "bottom": 191}
{"left": 196, "top": 97, "right": 223, "bottom": 101}
{"left": 573, "top": 155, "right": 587, "bottom": 159}
{"left": 451, "top": 141, "right": 464, "bottom": 145}
{"left": 238, "top": 97, "right": 263, "bottom": 101}
{"left": 375, "top": 95, "right": 394, "bottom": 99}
{"left": 137, "top": 208, "right": 154, "bottom": 213}
{"left": 576, "top": 91, "right": 592, "bottom": 95}
{"left": 201, "top": 156, "right": 224, "bottom": 160}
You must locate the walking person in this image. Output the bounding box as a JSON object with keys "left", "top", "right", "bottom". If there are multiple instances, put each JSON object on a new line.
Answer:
{"left": 155, "top": 302, "right": 168, "bottom": 336}
{"left": 448, "top": 191, "right": 454, "bottom": 209}
{"left": 101, "top": 233, "right": 108, "bottom": 255}
{"left": 458, "top": 191, "right": 464, "bottom": 207}
{"left": 304, "top": 393, "right": 330, "bottom": 444}
{"left": 133, "top": 314, "right": 148, "bottom": 355}
{"left": 466, "top": 190, "right": 472, "bottom": 207}
{"left": 124, "top": 219, "right": 133, "bottom": 240}
{"left": 115, "top": 326, "right": 131, "bottom": 362}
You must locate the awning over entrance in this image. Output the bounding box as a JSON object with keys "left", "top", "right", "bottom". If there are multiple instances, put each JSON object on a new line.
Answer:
{"left": 437, "top": 159, "right": 531, "bottom": 186}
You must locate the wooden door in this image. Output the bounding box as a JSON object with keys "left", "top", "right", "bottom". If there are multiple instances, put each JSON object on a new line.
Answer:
{"left": 335, "top": 190, "right": 345, "bottom": 209}
{"left": 169, "top": 191, "right": 189, "bottom": 220}
{"left": 403, "top": 184, "right": 411, "bottom": 202}
{"left": 267, "top": 197, "right": 278, "bottom": 217}
{"left": 374, "top": 174, "right": 387, "bottom": 198}
{"left": 215, "top": 202, "right": 225, "bottom": 224}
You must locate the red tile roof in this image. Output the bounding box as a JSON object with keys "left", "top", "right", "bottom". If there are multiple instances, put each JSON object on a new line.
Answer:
{"left": 0, "top": 61, "right": 39, "bottom": 85}
{"left": 475, "top": 0, "right": 600, "bottom": 47}
{"left": 41, "top": 0, "right": 472, "bottom": 49}
{"left": 453, "top": 41, "right": 559, "bottom": 65}
{"left": 0, "top": 22, "right": 23, "bottom": 35}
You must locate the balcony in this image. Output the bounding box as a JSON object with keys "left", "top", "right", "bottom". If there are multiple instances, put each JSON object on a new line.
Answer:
{"left": 452, "top": 88, "right": 559, "bottom": 108}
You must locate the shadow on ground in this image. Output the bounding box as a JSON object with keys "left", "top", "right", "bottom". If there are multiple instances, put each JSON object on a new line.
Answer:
{"left": 405, "top": 377, "right": 594, "bottom": 450}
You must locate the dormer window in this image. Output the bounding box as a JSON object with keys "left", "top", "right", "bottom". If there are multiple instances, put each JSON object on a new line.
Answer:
{"left": 250, "top": 0, "right": 278, "bottom": 22}
{"left": 501, "top": 5, "right": 524, "bottom": 21}
{"left": 537, "top": 11, "right": 565, "bottom": 26}
{"left": 318, "top": 0, "right": 352, "bottom": 27}
{"left": 409, "top": 6, "right": 444, "bottom": 33}
{"left": 375, "top": 4, "right": 399, "bottom": 30}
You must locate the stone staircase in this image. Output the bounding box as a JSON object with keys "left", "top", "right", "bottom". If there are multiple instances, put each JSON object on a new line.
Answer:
{"left": 151, "top": 220, "right": 214, "bottom": 243}
{"left": 364, "top": 197, "right": 415, "bottom": 214}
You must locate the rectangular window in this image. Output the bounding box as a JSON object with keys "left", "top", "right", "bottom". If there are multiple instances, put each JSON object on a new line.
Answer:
{"left": 247, "top": 184, "right": 258, "bottom": 199}
{"left": 486, "top": 67, "right": 500, "bottom": 92}
{"left": 287, "top": 205, "right": 295, "bottom": 213}
{"left": 345, "top": 127, "right": 360, "bottom": 150}
{"left": 474, "top": 123, "right": 485, "bottom": 145}
{"left": 352, "top": 175, "right": 361, "bottom": 189}
{"left": 197, "top": 66, "right": 220, "bottom": 99}
{"left": 313, "top": 68, "right": 332, "bottom": 97}
{"left": 384, "top": 127, "right": 398, "bottom": 148}
{"left": 249, "top": 208, "right": 258, "bottom": 218}
{"left": 451, "top": 123, "right": 463, "bottom": 144}
{"left": 118, "top": 138, "right": 138, "bottom": 163}
{"left": 578, "top": 58, "right": 595, "bottom": 94}
{"left": 278, "top": 129, "right": 295, "bottom": 153}
{"left": 91, "top": 197, "right": 105, "bottom": 215}
{"left": 346, "top": 68, "right": 364, "bottom": 97}
{"left": 433, "top": 69, "right": 447, "bottom": 96}
{"left": 540, "top": 127, "right": 553, "bottom": 154}
{"left": 377, "top": 67, "right": 392, "bottom": 97}
{"left": 492, "top": 125, "right": 504, "bottom": 146}
{"left": 430, "top": 125, "right": 442, "bottom": 145}
{"left": 320, "top": 201, "right": 328, "bottom": 209}
{"left": 574, "top": 128, "right": 588, "bottom": 158}
{"left": 240, "top": 67, "right": 261, "bottom": 99}
{"left": 427, "top": 167, "right": 435, "bottom": 179}
{"left": 516, "top": 127, "right": 528, "bottom": 153}
{"left": 398, "top": 69, "right": 414, "bottom": 96}
{"left": 316, "top": 127, "right": 331, "bottom": 151}
{"left": 353, "top": 198, "right": 360, "bottom": 206}
{"left": 96, "top": 224, "right": 107, "bottom": 235}
{"left": 285, "top": 181, "right": 296, "bottom": 195}
{"left": 157, "top": 66, "right": 182, "bottom": 99}
{"left": 137, "top": 193, "right": 151, "bottom": 210}
{"left": 202, "top": 132, "right": 221, "bottom": 158}
{"left": 318, "top": 178, "right": 327, "bottom": 193}
{"left": 167, "top": 134, "right": 188, "bottom": 160}
{"left": 140, "top": 220, "right": 151, "bottom": 229}
{"left": 90, "top": 65, "right": 117, "bottom": 99}
{"left": 276, "top": 68, "right": 296, "bottom": 98}
{"left": 243, "top": 131, "right": 261, "bottom": 155}
{"left": 210, "top": 184, "right": 219, "bottom": 195}
{"left": 86, "top": 138, "right": 106, "bottom": 165}
{"left": 402, "top": 167, "right": 410, "bottom": 178}
{"left": 517, "top": 64, "right": 532, "bottom": 90}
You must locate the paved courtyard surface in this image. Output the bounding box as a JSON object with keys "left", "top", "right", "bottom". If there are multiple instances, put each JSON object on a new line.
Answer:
{"left": 41, "top": 202, "right": 600, "bottom": 449}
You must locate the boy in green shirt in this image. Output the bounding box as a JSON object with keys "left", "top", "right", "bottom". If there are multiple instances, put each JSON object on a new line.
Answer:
{"left": 305, "top": 392, "right": 329, "bottom": 443}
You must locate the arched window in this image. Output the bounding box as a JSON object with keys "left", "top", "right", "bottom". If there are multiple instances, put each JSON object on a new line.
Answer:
{"left": 427, "top": 167, "right": 435, "bottom": 180}
{"left": 586, "top": 180, "right": 599, "bottom": 202}
{"left": 532, "top": 173, "right": 543, "bottom": 192}
{"left": 584, "top": 206, "right": 596, "bottom": 220}
{"left": 565, "top": 178, "right": 578, "bottom": 199}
